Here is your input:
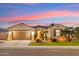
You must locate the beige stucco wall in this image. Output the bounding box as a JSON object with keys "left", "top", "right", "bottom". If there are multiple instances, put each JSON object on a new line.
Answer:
{"left": 8, "top": 23, "right": 35, "bottom": 40}
{"left": 48, "top": 24, "right": 66, "bottom": 39}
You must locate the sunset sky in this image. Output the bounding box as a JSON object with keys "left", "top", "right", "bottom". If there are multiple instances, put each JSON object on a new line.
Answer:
{"left": 0, "top": 3, "right": 79, "bottom": 28}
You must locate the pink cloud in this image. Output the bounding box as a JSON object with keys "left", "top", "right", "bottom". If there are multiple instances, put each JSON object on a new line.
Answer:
{"left": 0, "top": 11, "right": 79, "bottom": 22}
{"left": 59, "top": 22, "right": 79, "bottom": 27}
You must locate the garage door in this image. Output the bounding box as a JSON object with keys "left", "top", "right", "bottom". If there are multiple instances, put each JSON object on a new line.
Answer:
{"left": 12, "top": 31, "right": 31, "bottom": 40}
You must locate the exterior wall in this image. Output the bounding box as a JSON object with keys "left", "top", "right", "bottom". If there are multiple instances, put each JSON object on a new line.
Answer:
{"left": 34, "top": 27, "right": 45, "bottom": 40}
{"left": 48, "top": 28, "right": 51, "bottom": 39}
{"left": 48, "top": 24, "right": 66, "bottom": 41}
{"left": 7, "top": 31, "right": 12, "bottom": 40}
{"left": 8, "top": 23, "right": 35, "bottom": 40}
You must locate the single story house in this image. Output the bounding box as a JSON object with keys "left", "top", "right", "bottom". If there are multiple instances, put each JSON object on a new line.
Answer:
{"left": 7, "top": 23, "right": 67, "bottom": 42}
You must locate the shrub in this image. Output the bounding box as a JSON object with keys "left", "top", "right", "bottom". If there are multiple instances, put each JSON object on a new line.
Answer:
{"left": 36, "top": 39, "right": 42, "bottom": 43}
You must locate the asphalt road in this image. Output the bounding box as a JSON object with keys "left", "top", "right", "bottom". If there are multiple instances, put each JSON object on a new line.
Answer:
{"left": 0, "top": 49, "right": 79, "bottom": 56}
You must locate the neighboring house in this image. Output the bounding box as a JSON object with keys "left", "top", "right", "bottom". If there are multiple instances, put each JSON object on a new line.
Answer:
{"left": 0, "top": 29, "right": 8, "bottom": 40}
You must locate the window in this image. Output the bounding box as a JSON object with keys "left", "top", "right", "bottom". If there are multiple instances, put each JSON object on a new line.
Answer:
{"left": 55, "top": 30, "right": 61, "bottom": 36}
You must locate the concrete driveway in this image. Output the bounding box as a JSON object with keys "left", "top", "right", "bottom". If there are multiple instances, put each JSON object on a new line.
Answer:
{"left": 0, "top": 40, "right": 31, "bottom": 48}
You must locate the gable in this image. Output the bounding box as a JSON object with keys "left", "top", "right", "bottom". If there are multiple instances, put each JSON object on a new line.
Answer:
{"left": 49, "top": 24, "right": 66, "bottom": 30}
{"left": 8, "top": 23, "right": 35, "bottom": 31}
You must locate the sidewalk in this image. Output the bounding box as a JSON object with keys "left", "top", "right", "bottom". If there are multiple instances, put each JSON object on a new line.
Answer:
{"left": 0, "top": 40, "right": 79, "bottom": 49}
{"left": 29, "top": 46, "right": 79, "bottom": 49}
{"left": 0, "top": 46, "right": 79, "bottom": 49}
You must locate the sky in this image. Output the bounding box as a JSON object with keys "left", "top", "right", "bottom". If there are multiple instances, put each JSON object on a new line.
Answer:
{"left": 0, "top": 3, "right": 79, "bottom": 28}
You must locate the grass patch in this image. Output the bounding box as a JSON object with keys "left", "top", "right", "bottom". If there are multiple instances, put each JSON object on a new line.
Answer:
{"left": 29, "top": 42, "right": 79, "bottom": 46}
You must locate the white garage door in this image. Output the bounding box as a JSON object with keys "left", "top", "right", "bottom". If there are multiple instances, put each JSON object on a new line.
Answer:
{"left": 12, "top": 31, "right": 31, "bottom": 40}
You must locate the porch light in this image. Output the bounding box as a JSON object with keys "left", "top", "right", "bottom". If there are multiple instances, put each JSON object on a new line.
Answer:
{"left": 31, "top": 32, "right": 34, "bottom": 41}
{"left": 8, "top": 31, "right": 12, "bottom": 41}
{"left": 32, "top": 32, "right": 34, "bottom": 35}
{"left": 9, "top": 31, "right": 12, "bottom": 34}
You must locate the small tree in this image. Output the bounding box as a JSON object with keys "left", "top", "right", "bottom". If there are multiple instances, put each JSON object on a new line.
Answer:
{"left": 62, "top": 28, "right": 74, "bottom": 42}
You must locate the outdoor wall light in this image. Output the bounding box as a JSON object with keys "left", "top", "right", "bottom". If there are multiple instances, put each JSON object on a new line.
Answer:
{"left": 32, "top": 32, "right": 34, "bottom": 35}
{"left": 9, "top": 32, "right": 12, "bottom": 35}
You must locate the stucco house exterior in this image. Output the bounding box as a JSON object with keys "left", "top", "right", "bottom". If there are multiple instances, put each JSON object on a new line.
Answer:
{"left": 8, "top": 23, "right": 35, "bottom": 41}
{"left": 33, "top": 25, "right": 48, "bottom": 41}
{"left": 7, "top": 23, "right": 67, "bottom": 42}
{"left": 48, "top": 24, "right": 66, "bottom": 42}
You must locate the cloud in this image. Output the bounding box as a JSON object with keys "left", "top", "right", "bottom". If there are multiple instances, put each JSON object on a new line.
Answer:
{"left": 58, "top": 22, "right": 79, "bottom": 27}
{"left": 1, "top": 11, "right": 79, "bottom": 22}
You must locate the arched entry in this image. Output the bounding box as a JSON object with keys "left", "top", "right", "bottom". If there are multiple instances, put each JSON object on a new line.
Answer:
{"left": 54, "top": 29, "right": 61, "bottom": 37}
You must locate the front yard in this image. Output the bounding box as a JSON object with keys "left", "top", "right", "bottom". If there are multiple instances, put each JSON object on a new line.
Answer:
{"left": 29, "top": 42, "right": 79, "bottom": 46}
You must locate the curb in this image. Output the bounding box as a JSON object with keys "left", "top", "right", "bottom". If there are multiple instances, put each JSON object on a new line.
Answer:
{"left": 0, "top": 46, "right": 79, "bottom": 49}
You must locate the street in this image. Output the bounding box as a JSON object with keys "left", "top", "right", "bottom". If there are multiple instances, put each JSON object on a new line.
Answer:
{"left": 0, "top": 48, "right": 79, "bottom": 56}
